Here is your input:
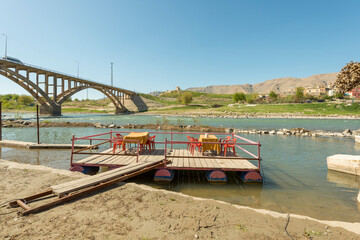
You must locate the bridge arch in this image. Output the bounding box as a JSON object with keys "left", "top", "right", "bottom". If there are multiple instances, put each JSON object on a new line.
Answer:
{"left": 57, "top": 85, "right": 126, "bottom": 113}
{"left": 0, "top": 59, "right": 137, "bottom": 115}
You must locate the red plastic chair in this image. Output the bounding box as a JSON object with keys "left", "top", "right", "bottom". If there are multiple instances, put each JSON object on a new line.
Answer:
{"left": 219, "top": 136, "right": 231, "bottom": 153}
{"left": 190, "top": 138, "right": 202, "bottom": 155}
{"left": 223, "top": 138, "right": 237, "bottom": 156}
{"left": 144, "top": 135, "right": 156, "bottom": 152}
{"left": 186, "top": 136, "right": 193, "bottom": 150}
{"left": 112, "top": 134, "right": 124, "bottom": 154}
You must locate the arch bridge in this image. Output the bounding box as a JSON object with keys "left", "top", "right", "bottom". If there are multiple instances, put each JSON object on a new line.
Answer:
{"left": 0, "top": 59, "right": 139, "bottom": 115}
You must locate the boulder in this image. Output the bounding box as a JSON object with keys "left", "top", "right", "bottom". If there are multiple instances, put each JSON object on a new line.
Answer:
{"left": 343, "top": 129, "right": 352, "bottom": 135}
{"left": 225, "top": 128, "right": 234, "bottom": 133}
{"left": 269, "top": 130, "right": 276, "bottom": 134}
{"left": 327, "top": 154, "right": 360, "bottom": 176}
{"left": 108, "top": 124, "right": 116, "bottom": 128}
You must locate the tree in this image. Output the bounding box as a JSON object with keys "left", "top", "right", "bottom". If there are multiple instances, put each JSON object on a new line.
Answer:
{"left": 334, "top": 61, "right": 360, "bottom": 93}
{"left": 12, "top": 94, "right": 19, "bottom": 101}
{"left": 18, "top": 95, "right": 33, "bottom": 105}
{"left": 295, "top": 87, "right": 305, "bottom": 102}
{"left": 232, "top": 92, "right": 246, "bottom": 103}
{"left": 245, "top": 93, "right": 258, "bottom": 104}
{"left": 180, "top": 92, "right": 193, "bottom": 105}
{"left": 269, "top": 91, "right": 278, "bottom": 100}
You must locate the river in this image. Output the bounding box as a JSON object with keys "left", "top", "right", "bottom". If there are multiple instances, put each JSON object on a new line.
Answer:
{"left": 1, "top": 113, "right": 360, "bottom": 222}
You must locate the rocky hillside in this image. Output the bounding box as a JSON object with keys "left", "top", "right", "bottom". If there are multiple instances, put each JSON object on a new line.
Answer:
{"left": 187, "top": 73, "right": 338, "bottom": 94}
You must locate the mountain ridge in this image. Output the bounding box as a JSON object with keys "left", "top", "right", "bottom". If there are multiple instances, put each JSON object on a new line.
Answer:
{"left": 186, "top": 72, "right": 339, "bottom": 94}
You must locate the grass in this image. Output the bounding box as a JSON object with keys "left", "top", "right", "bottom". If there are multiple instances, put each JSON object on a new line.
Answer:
{"left": 219, "top": 102, "right": 360, "bottom": 115}
{"left": 147, "top": 101, "right": 360, "bottom": 116}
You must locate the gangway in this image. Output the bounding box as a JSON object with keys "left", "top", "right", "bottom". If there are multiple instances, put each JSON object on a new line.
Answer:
{"left": 10, "top": 159, "right": 168, "bottom": 216}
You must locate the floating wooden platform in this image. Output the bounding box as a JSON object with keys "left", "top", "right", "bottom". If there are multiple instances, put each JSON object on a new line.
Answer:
{"left": 74, "top": 148, "right": 258, "bottom": 171}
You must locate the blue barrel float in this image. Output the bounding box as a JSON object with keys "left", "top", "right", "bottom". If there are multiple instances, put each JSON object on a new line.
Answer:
{"left": 154, "top": 169, "right": 174, "bottom": 182}
{"left": 206, "top": 170, "right": 227, "bottom": 183}
{"left": 238, "top": 171, "right": 263, "bottom": 183}
{"left": 69, "top": 165, "right": 99, "bottom": 175}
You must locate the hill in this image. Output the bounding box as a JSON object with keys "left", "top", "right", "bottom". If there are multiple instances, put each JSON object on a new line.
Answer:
{"left": 187, "top": 73, "right": 339, "bottom": 94}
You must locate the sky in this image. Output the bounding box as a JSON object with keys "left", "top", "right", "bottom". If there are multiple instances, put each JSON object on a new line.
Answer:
{"left": 0, "top": 0, "right": 360, "bottom": 99}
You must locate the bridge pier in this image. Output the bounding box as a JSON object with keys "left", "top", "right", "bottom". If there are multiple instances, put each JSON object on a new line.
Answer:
{"left": 40, "top": 104, "right": 62, "bottom": 116}
{"left": 115, "top": 107, "right": 128, "bottom": 114}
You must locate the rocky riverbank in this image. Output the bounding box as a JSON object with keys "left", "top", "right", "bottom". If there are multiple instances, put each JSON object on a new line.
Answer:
{"left": 93, "top": 122, "right": 360, "bottom": 140}
{"left": 2, "top": 119, "right": 359, "bottom": 140}
{"left": 138, "top": 111, "right": 360, "bottom": 120}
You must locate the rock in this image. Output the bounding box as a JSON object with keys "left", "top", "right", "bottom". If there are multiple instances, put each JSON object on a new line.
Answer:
{"left": 262, "top": 131, "right": 269, "bottom": 134}
{"left": 108, "top": 124, "right": 116, "bottom": 128}
{"left": 23, "top": 121, "right": 30, "bottom": 125}
{"left": 358, "top": 191, "right": 360, "bottom": 203}
{"left": 269, "top": 130, "right": 276, "bottom": 134}
{"left": 355, "top": 136, "right": 360, "bottom": 144}
{"left": 276, "top": 131, "right": 284, "bottom": 135}
{"left": 327, "top": 154, "right": 360, "bottom": 176}
{"left": 343, "top": 129, "right": 352, "bottom": 135}
{"left": 225, "top": 128, "right": 234, "bottom": 133}
{"left": 186, "top": 125, "right": 192, "bottom": 129}
{"left": 93, "top": 122, "right": 102, "bottom": 128}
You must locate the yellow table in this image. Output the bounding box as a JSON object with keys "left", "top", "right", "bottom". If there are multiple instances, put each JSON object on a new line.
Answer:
{"left": 123, "top": 132, "right": 150, "bottom": 147}
{"left": 199, "top": 135, "right": 220, "bottom": 154}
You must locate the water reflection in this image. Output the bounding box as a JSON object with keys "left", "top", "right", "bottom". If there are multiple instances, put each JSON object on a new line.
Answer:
{"left": 327, "top": 170, "right": 360, "bottom": 190}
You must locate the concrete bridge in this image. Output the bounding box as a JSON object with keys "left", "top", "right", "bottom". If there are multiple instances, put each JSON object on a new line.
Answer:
{"left": 0, "top": 59, "right": 146, "bottom": 115}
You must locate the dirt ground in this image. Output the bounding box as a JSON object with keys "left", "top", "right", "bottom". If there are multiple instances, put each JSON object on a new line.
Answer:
{"left": 0, "top": 160, "right": 359, "bottom": 240}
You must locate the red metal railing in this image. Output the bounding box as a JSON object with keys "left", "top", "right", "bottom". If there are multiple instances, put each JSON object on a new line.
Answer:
{"left": 70, "top": 130, "right": 262, "bottom": 170}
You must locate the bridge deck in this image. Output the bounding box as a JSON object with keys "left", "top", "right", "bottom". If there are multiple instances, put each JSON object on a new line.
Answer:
{"left": 74, "top": 148, "right": 258, "bottom": 171}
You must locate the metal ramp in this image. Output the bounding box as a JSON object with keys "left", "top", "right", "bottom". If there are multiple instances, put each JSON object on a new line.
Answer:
{"left": 9, "top": 159, "right": 168, "bottom": 216}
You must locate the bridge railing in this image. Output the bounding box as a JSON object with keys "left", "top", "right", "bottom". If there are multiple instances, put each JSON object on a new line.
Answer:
{"left": 0, "top": 59, "right": 135, "bottom": 94}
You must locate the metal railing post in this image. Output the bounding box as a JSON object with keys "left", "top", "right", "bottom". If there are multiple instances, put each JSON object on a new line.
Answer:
{"left": 164, "top": 138, "right": 167, "bottom": 167}
{"left": 137, "top": 140, "right": 139, "bottom": 162}
{"left": 110, "top": 130, "right": 113, "bottom": 148}
{"left": 70, "top": 135, "right": 75, "bottom": 166}
{"left": 171, "top": 130, "right": 173, "bottom": 149}
{"left": 257, "top": 141, "right": 260, "bottom": 159}
{"left": 0, "top": 101, "right": 2, "bottom": 141}
{"left": 36, "top": 105, "right": 40, "bottom": 144}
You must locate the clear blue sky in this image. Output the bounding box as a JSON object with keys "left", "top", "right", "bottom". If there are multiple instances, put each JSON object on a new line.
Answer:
{"left": 1, "top": 0, "right": 359, "bottom": 99}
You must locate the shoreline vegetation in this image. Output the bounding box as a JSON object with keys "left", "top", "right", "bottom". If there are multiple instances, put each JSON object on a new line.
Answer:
{"left": 1, "top": 92, "right": 360, "bottom": 119}
{"left": 1, "top": 159, "right": 359, "bottom": 239}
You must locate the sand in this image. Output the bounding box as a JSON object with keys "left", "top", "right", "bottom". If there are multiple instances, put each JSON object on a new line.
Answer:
{"left": 0, "top": 159, "right": 359, "bottom": 240}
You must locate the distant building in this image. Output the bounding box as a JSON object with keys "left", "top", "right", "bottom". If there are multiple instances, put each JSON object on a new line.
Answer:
{"left": 348, "top": 88, "right": 360, "bottom": 99}
{"left": 304, "top": 85, "right": 327, "bottom": 96}
{"left": 176, "top": 86, "right": 181, "bottom": 92}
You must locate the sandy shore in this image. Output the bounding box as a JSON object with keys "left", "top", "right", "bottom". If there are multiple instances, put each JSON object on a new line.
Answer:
{"left": 0, "top": 160, "right": 359, "bottom": 239}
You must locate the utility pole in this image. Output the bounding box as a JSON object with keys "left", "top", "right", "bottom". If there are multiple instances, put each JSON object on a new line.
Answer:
{"left": 1, "top": 34, "right": 7, "bottom": 60}
{"left": 111, "top": 62, "right": 113, "bottom": 86}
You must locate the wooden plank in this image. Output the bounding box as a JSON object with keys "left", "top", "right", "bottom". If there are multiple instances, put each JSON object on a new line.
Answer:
{"left": 54, "top": 162, "right": 155, "bottom": 193}
{"left": 76, "top": 149, "right": 113, "bottom": 163}
{"left": 183, "top": 149, "right": 190, "bottom": 168}
{"left": 52, "top": 161, "right": 163, "bottom": 195}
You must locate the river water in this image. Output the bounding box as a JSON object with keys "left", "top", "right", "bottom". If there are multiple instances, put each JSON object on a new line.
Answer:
{"left": 1, "top": 113, "right": 360, "bottom": 222}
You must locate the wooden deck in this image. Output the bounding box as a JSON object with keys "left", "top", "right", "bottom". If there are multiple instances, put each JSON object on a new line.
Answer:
{"left": 74, "top": 148, "right": 258, "bottom": 171}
